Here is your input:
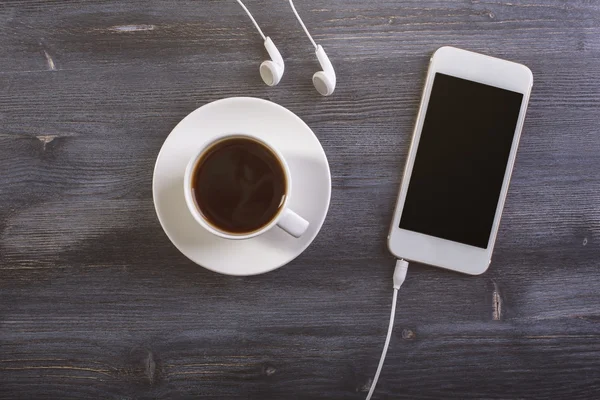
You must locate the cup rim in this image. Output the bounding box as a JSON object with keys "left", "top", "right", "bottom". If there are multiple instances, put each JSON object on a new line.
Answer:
{"left": 183, "top": 133, "right": 292, "bottom": 240}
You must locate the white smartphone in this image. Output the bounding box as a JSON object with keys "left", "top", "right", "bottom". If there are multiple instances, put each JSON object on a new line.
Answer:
{"left": 388, "top": 46, "right": 533, "bottom": 275}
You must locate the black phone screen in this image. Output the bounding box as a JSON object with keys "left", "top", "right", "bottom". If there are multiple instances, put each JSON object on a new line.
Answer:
{"left": 399, "top": 73, "right": 524, "bottom": 248}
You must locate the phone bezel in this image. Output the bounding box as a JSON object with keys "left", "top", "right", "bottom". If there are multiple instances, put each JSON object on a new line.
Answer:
{"left": 388, "top": 46, "right": 533, "bottom": 275}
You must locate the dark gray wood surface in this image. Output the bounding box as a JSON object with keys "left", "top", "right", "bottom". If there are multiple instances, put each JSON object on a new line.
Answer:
{"left": 1, "top": 0, "right": 599, "bottom": 398}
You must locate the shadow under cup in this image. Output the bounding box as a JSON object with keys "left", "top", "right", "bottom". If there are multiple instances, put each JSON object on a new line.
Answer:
{"left": 187, "top": 135, "right": 289, "bottom": 237}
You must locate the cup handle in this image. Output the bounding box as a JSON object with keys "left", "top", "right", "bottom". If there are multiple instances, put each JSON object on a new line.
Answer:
{"left": 277, "top": 208, "right": 309, "bottom": 238}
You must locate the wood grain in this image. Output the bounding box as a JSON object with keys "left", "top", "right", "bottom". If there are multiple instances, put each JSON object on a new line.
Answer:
{"left": 1, "top": 0, "right": 599, "bottom": 398}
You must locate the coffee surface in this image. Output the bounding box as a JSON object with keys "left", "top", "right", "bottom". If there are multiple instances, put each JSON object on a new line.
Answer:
{"left": 192, "top": 137, "right": 286, "bottom": 234}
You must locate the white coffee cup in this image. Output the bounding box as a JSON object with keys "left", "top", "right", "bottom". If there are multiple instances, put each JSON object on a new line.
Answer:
{"left": 183, "top": 133, "right": 309, "bottom": 240}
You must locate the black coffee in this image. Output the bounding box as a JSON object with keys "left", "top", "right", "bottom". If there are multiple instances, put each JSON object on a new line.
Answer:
{"left": 191, "top": 137, "right": 287, "bottom": 234}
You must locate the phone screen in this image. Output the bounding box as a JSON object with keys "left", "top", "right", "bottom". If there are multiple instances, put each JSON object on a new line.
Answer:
{"left": 399, "top": 73, "right": 524, "bottom": 248}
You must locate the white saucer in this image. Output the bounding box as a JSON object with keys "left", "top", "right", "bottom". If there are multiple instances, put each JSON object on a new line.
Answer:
{"left": 152, "top": 97, "right": 331, "bottom": 276}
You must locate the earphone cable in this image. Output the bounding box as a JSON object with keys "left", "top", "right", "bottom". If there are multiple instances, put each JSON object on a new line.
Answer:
{"left": 289, "top": 0, "right": 318, "bottom": 49}
{"left": 365, "top": 259, "right": 409, "bottom": 400}
{"left": 236, "top": 0, "right": 266, "bottom": 40}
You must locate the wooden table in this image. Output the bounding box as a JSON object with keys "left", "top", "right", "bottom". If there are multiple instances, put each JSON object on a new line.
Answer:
{"left": 1, "top": 1, "right": 599, "bottom": 398}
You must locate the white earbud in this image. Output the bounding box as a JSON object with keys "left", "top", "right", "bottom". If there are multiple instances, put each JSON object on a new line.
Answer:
{"left": 289, "top": 0, "right": 337, "bottom": 96}
{"left": 260, "top": 37, "right": 285, "bottom": 86}
{"left": 313, "top": 45, "right": 336, "bottom": 96}
{"left": 236, "top": 0, "right": 285, "bottom": 87}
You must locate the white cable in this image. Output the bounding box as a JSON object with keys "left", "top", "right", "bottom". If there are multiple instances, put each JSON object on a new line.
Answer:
{"left": 366, "top": 289, "right": 397, "bottom": 400}
{"left": 236, "top": 0, "right": 266, "bottom": 40}
{"left": 288, "top": 0, "right": 318, "bottom": 49}
{"left": 365, "top": 259, "right": 409, "bottom": 400}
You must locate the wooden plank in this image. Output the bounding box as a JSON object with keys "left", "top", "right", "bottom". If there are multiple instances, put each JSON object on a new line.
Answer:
{"left": 1, "top": 0, "right": 599, "bottom": 398}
